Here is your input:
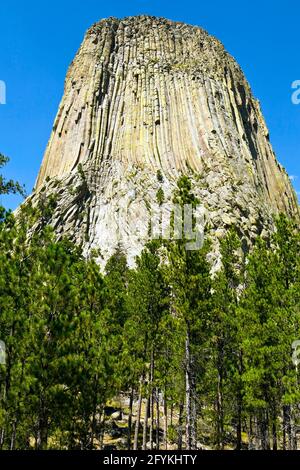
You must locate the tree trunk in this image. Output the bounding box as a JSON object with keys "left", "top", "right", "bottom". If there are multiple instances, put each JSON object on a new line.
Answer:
{"left": 0, "top": 427, "right": 5, "bottom": 449}
{"left": 283, "top": 405, "right": 291, "bottom": 450}
{"left": 247, "top": 415, "right": 255, "bottom": 450}
{"left": 163, "top": 391, "right": 168, "bottom": 450}
{"left": 156, "top": 388, "right": 160, "bottom": 449}
{"left": 236, "top": 351, "right": 244, "bottom": 450}
{"left": 178, "top": 401, "right": 184, "bottom": 450}
{"left": 36, "top": 413, "right": 48, "bottom": 450}
{"left": 254, "top": 415, "right": 261, "bottom": 450}
{"left": 127, "top": 388, "right": 134, "bottom": 450}
{"left": 272, "top": 418, "right": 277, "bottom": 450}
{"left": 149, "top": 348, "right": 154, "bottom": 449}
{"left": 133, "top": 376, "right": 143, "bottom": 450}
{"left": 99, "top": 411, "right": 106, "bottom": 450}
{"left": 191, "top": 386, "right": 197, "bottom": 449}
{"left": 142, "top": 396, "right": 149, "bottom": 450}
{"left": 90, "top": 399, "right": 97, "bottom": 448}
{"left": 185, "top": 327, "right": 192, "bottom": 450}
{"left": 149, "top": 390, "right": 153, "bottom": 449}
{"left": 291, "top": 405, "right": 297, "bottom": 450}
{"left": 236, "top": 396, "right": 242, "bottom": 450}
{"left": 216, "top": 367, "right": 224, "bottom": 449}
{"left": 259, "top": 409, "right": 270, "bottom": 450}
{"left": 10, "top": 419, "right": 17, "bottom": 450}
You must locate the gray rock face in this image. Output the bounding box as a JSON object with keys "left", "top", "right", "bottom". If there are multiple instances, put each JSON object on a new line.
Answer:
{"left": 26, "top": 16, "right": 299, "bottom": 267}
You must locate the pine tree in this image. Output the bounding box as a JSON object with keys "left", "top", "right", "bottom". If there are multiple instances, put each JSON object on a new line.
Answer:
{"left": 164, "top": 176, "right": 213, "bottom": 449}
{"left": 210, "top": 228, "right": 245, "bottom": 449}
{"left": 124, "top": 240, "right": 169, "bottom": 449}
{"left": 240, "top": 216, "right": 300, "bottom": 449}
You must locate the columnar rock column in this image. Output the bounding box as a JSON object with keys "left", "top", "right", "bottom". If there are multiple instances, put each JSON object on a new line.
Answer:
{"left": 28, "top": 16, "right": 299, "bottom": 266}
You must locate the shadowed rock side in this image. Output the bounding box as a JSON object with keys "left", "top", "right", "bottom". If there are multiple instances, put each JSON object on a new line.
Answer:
{"left": 27, "top": 15, "right": 299, "bottom": 267}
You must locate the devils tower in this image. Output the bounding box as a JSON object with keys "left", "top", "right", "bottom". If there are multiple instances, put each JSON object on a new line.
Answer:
{"left": 28, "top": 16, "right": 299, "bottom": 266}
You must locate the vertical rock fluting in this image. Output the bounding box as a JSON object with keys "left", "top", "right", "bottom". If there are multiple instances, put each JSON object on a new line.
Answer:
{"left": 29, "top": 16, "right": 299, "bottom": 266}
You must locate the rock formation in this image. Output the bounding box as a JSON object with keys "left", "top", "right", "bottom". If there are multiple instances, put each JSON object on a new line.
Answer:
{"left": 27, "top": 15, "right": 299, "bottom": 267}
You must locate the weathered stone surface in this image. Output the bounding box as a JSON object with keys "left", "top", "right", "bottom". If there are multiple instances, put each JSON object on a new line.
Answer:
{"left": 25, "top": 16, "right": 299, "bottom": 267}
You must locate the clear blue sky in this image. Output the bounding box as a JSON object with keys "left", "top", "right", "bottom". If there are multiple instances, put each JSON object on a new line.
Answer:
{"left": 0, "top": 0, "right": 299, "bottom": 209}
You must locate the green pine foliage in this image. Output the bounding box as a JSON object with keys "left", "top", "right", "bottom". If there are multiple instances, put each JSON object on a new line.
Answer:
{"left": 0, "top": 154, "right": 25, "bottom": 198}
{"left": 156, "top": 188, "right": 165, "bottom": 206}
{"left": 0, "top": 162, "right": 299, "bottom": 450}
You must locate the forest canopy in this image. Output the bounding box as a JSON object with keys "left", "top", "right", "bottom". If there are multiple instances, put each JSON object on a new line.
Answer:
{"left": 0, "top": 160, "right": 299, "bottom": 450}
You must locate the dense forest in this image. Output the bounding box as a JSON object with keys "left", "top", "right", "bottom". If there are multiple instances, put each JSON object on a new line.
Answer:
{"left": 0, "top": 154, "right": 299, "bottom": 450}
